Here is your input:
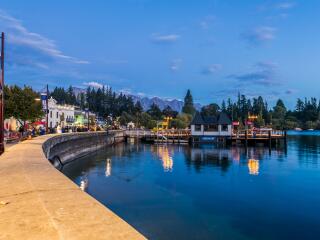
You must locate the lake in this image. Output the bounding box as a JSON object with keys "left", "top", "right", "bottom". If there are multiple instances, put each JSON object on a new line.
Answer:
{"left": 62, "top": 132, "right": 320, "bottom": 240}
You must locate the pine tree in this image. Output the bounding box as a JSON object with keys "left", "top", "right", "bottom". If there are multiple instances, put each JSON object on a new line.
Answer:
{"left": 182, "top": 89, "right": 196, "bottom": 115}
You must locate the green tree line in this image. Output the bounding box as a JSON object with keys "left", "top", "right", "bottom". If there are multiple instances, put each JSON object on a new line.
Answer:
{"left": 5, "top": 84, "right": 320, "bottom": 130}
{"left": 201, "top": 93, "right": 320, "bottom": 130}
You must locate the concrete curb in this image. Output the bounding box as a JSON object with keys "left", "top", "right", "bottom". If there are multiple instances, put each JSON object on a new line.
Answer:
{"left": 0, "top": 133, "right": 146, "bottom": 240}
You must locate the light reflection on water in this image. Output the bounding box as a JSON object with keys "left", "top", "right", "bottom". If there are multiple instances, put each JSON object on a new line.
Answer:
{"left": 62, "top": 135, "right": 320, "bottom": 240}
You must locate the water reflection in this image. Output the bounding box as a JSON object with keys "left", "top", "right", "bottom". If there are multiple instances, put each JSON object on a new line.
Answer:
{"left": 184, "top": 146, "right": 232, "bottom": 172}
{"left": 151, "top": 145, "right": 174, "bottom": 172}
{"left": 79, "top": 175, "right": 88, "bottom": 191}
{"left": 105, "top": 158, "right": 112, "bottom": 177}
{"left": 184, "top": 146, "right": 285, "bottom": 175}
{"left": 248, "top": 159, "right": 259, "bottom": 175}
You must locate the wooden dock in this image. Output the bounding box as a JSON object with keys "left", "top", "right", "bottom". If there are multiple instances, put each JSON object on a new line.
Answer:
{"left": 231, "top": 130, "right": 287, "bottom": 147}
{"left": 125, "top": 130, "right": 191, "bottom": 144}
{"left": 125, "top": 129, "right": 287, "bottom": 147}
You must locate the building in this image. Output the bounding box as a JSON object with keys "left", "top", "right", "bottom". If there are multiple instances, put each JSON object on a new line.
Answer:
{"left": 74, "top": 107, "right": 96, "bottom": 128}
{"left": 48, "top": 97, "right": 75, "bottom": 128}
{"left": 190, "top": 112, "right": 232, "bottom": 143}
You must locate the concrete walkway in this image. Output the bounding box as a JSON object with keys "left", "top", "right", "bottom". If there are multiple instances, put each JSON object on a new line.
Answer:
{"left": 0, "top": 135, "right": 146, "bottom": 240}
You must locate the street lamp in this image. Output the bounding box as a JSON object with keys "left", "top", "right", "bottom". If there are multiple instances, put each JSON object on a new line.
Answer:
{"left": 85, "top": 108, "right": 89, "bottom": 131}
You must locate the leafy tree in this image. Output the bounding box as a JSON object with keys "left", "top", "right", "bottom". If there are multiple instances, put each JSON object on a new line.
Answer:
{"left": 182, "top": 89, "right": 196, "bottom": 115}
{"left": 170, "top": 113, "right": 192, "bottom": 129}
{"left": 4, "top": 85, "right": 43, "bottom": 128}
{"left": 201, "top": 103, "right": 220, "bottom": 116}
{"left": 119, "top": 111, "right": 133, "bottom": 125}
{"left": 140, "top": 112, "right": 156, "bottom": 129}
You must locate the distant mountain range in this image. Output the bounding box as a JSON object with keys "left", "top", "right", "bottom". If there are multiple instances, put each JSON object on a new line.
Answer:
{"left": 129, "top": 95, "right": 201, "bottom": 112}
{"left": 72, "top": 87, "right": 201, "bottom": 112}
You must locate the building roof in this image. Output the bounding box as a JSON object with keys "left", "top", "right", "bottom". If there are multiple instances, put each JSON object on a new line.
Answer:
{"left": 190, "top": 111, "right": 231, "bottom": 125}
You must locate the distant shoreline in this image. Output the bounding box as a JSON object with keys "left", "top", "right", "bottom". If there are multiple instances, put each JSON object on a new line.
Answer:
{"left": 287, "top": 130, "right": 320, "bottom": 136}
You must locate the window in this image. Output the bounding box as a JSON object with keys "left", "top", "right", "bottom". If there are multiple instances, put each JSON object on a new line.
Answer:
{"left": 50, "top": 111, "right": 52, "bottom": 118}
{"left": 204, "top": 124, "right": 218, "bottom": 132}
{"left": 195, "top": 124, "right": 201, "bottom": 131}
{"left": 221, "top": 124, "right": 229, "bottom": 132}
{"left": 56, "top": 112, "right": 59, "bottom": 118}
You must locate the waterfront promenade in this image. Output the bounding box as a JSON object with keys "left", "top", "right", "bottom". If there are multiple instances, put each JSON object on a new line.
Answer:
{"left": 0, "top": 134, "right": 145, "bottom": 240}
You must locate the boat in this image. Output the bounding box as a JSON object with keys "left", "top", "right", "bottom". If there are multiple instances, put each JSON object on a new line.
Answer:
{"left": 294, "top": 128, "right": 302, "bottom": 131}
{"left": 307, "top": 129, "right": 314, "bottom": 131}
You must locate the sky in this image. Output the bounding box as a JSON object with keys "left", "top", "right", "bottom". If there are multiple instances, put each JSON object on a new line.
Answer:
{"left": 0, "top": 0, "right": 320, "bottom": 108}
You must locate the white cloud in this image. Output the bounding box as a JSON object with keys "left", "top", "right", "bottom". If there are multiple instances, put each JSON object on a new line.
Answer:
{"left": 170, "top": 59, "right": 182, "bottom": 72}
{"left": 229, "top": 61, "right": 279, "bottom": 86}
{"left": 201, "top": 64, "right": 222, "bottom": 75}
{"left": 119, "top": 88, "right": 132, "bottom": 95}
{"left": 243, "top": 26, "right": 276, "bottom": 45}
{"left": 0, "top": 9, "right": 89, "bottom": 65}
{"left": 151, "top": 33, "right": 180, "bottom": 43}
{"left": 83, "top": 81, "right": 103, "bottom": 89}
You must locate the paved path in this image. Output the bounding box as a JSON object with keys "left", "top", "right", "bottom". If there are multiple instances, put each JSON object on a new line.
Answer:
{"left": 0, "top": 135, "right": 146, "bottom": 240}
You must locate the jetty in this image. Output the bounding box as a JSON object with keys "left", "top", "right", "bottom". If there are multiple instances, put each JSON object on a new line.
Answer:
{"left": 231, "top": 129, "right": 287, "bottom": 147}
{"left": 125, "top": 128, "right": 287, "bottom": 147}
{"left": 125, "top": 130, "right": 191, "bottom": 144}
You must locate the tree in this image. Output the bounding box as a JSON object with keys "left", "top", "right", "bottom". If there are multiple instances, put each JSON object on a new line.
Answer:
{"left": 201, "top": 103, "right": 220, "bottom": 116}
{"left": 272, "top": 99, "right": 287, "bottom": 129}
{"left": 182, "top": 89, "right": 196, "bottom": 115}
{"left": 162, "top": 105, "right": 178, "bottom": 118}
{"left": 134, "top": 101, "right": 144, "bottom": 114}
{"left": 4, "top": 85, "right": 43, "bottom": 128}
{"left": 221, "top": 100, "right": 226, "bottom": 112}
{"left": 170, "top": 113, "right": 192, "bottom": 129}
{"left": 140, "top": 112, "right": 156, "bottom": 129}
{"left": 147, "top": 103, "right": 162, "bottom": 120}
{"left": 119, "top": 111, "right": 133, "bottom": 126}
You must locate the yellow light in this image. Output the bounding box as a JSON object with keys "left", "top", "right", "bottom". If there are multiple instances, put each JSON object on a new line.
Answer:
{"left": 157, "top": 146, "right": 173, "bottom": 172}
{"left": 248, "top": 159, "right": 259, "bottom": 175}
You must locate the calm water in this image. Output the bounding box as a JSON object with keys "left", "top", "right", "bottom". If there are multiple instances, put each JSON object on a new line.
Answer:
{"left": 62, "top": 133, "right": 320, "bottom": 240}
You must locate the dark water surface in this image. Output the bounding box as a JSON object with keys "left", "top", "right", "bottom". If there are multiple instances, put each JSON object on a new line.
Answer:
{"left": 62, "top": 134, "right": 320, "bottom": 240}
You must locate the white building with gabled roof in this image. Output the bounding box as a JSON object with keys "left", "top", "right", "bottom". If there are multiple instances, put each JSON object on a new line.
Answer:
{"left": 48, "top": 97, "right": 75, "bottom": 128}
{"left": 190, "top": 111, "right": 232, "bottom": 142}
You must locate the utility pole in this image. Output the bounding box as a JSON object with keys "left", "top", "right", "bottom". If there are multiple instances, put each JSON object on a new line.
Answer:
{"left": 0, "top": 32, "right": 5, "bottom": 154}
{"left": 46, "top": 84, "right": 49, "bottom": 133}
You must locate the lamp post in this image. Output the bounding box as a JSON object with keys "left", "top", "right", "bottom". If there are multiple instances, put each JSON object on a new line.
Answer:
{"left": 85, "top": 108, "right": 89, "bottom": 131}
{"left": 0, "top": 32, "right": 5, "bottom": 154}
{"left": 40, "top": 84, "right": 49, "bottom": 134}
{"left": 46, "top": 84, "right": 49, "bottom": 133}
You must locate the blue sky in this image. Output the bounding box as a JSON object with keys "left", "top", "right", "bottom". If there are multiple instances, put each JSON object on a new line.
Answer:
{"left": 0, "top": 0, "right": 320, "bottom": 108}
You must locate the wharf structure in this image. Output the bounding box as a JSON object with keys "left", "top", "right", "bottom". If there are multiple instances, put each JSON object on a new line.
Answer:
{"left": 127, "top": 112, "right": 287, "bottom": 147}
{"left": 189, "top": 111, "right": 287, "bottom": 147}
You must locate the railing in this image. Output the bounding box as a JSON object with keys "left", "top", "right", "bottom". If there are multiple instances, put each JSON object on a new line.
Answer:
{"left": 232, "top": 130, "right": 286, "bottom": 138}
{"left": 125, "top": 129, "right": 191, "bottom": 138}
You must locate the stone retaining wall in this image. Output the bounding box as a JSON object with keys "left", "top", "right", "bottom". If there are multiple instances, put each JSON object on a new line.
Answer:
{"left": 43, "top": 131, "right": 124, "bottom": 168}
